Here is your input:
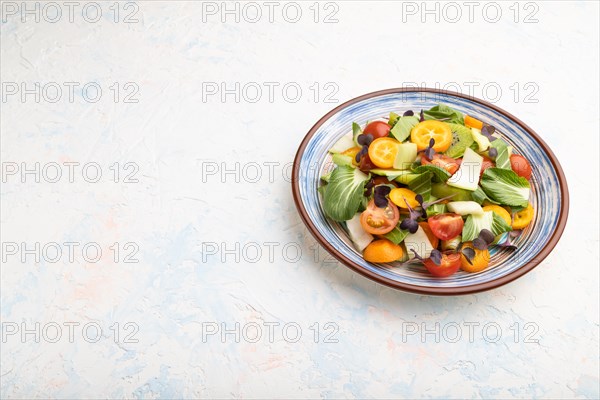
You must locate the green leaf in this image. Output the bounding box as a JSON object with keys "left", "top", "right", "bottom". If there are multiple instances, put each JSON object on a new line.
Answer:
{"left": 383, "top": 225, "right": 410, "bottom": 245}
{"left": 462, "top": 212, "right": 493, "bottom": 241}
{"left": 389, "top": 116, "right": 419, "bottom": 142}
{"left": 490, "top": 139, "right": 511, "bottom": 170}
{"left": 426, "top": 203, "right": 447, "bottom": 217}
{"left": 491, "top": 212, "right": 512, "bottom": 236}
{"left": 481, "top": 168, "right": 530, "bottom": 207}
{"left": 462, "top": 210, "right": 511, "bottom": 241}
{"left": 322, "top": 166, "right": 370, "bottom": 221}
{"left": 471, "top": 186, "right": 499, "bottom": 205}
{"left": 320, "top": 171, "right": 332, "bottom": 183}
{"left": 423, "top": 104, "right": 465, "bottom": 125}
{"left": 412, "top": 164, "right": 451, "bottom": 183}
{"left": 408, "top": 171, "right": 433, "bottom": 201}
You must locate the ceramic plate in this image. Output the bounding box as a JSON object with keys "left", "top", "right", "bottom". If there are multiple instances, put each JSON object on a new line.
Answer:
{"left": 292, "top": 88, "right": 569, "bottom": 295}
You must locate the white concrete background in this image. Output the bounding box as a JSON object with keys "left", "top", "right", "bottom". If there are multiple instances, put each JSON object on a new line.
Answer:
{"left": 1, "top": 1, "right": 599, "bottom": 399}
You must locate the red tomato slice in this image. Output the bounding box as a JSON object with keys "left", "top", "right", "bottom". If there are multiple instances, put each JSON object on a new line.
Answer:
{"left": 360, "top": 199, "right": 400, "bottom": 235}
{"left": 480, "top": 156, "right": 494, "bottom": 178}
{"left": 363, "top": 121, "right": 391, "bottom": 139}
{"left": 421, "top": 154, "right": 461, "bottom": 174}
{"left": 427, "top": 213, "right": 464, "bottom": 241}
{"left": 423, "top": 252, "right": 461, "bottom": 277}
{"left": 510, "top": 154, "right": 532, "bottom": 180}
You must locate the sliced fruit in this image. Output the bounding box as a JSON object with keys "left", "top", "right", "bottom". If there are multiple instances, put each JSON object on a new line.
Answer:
{"left": 404, "top": 225, "right": 435, "bottom": 259}
{"left": 460, "top": 242, "right": 490, "bottom": 273}
{"left": 427, "top": 213, "right": 464, "bottom": 241}
{"left": 445, "top": 123, "right": 475, "bottom": 158}
{"left": 346, "top": 213, "right": 374, "bottom": 252}
{"left": 363, "top": 120, "right": 391, "bottom": 139}
{"left": 368, "top": 137, "right": 399, "bottom": 169}
{"left": 363, "top": 239, "right": 403, "bottom": 263}
{"left": 447, "top": 147, "right": 483, "bottom": 191}
{"left": 360, "top": 199, "right": 400, "bottom": 235}
{"left": 447, "top": 201, "right": 484, "bottom": 216}
{"left": 424, "top": 252, "right": 461, "bottom": 277}
{"left": 393, "top": 142, "right": 418, "bottom": 170}
{"left": 431, "top": 182, "right": 473, "bottom": 201}
{"left": 510, "top": 154, "right": 533, "bottom": 180}
{"left": 370, "top": 169, "right": 412, "bottom": 180}
{"left": 470, "top": 128, "right": 490, "bottom": 152}
{"left": 482, "top": 205, "right": 512, "bottom": 226}
{"left": 389, "top": 187, "right": 419, "bottom": 209}
{"left": 329, "top": 134, "right": 355, "bottom": 154}
{"left": 341, "top": 146, "right": 361, "bottom": 166}
{"left": 410, "top": 120, "right": 453, "bottom": 152}
{"left": 464, "top": 115, "right": 484, "bottom": 130}
{"left": 512, "top": 202, "right": 534, "bottom": 229}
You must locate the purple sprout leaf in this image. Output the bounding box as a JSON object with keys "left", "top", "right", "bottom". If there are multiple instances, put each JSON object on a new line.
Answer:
{"left": 357, "top": 133, "right": 374, "bottom": 146}
{"left": 430, "top": 249, "right": 442, "bottom": 266}
{"left": 488, "top": 147, "right": 498, "bottom": 159}
{"left": 479, "top": 229, "right": 495, "bottom": 244}
{"left": 419, "top": 109, "right": 425, "bottom": 122}
{"left": 473, "top": 237, "right": 487, "bottom": 250}
{"left": 373, "top": 185, "right": 392, "bottom": 208}
{"left": 403, "top": 110, "right": 414, "bottom": 117}
{"left": 461, "top": 247, "right": 475, "bottom": 265}
{"left": 410, "top": 249, "right": 425, "bottom": 262}
{"left": 481, "top": 125, "right": 497, "bottom": 142}
{"left": 400, "top": 218, "right": 419, "bottom": 234}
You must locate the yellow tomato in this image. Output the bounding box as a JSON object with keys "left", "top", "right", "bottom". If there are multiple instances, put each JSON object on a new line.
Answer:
{"left": 410, "top": 120, "right": 453, "bottom": 152}
{"left": 389, "top": 188, "right": 420, "bottom": 209}
{"left": 460, "top": 242, "right": 490, "bottom": 273}
{"left": 363, "top": 239, "right": 404, "bottom": 263}
{"left": 512, "top": 203, "right": 534, "bottom": 230}
{"left": 368, "top": 137, "right": 399, "bottom": 169}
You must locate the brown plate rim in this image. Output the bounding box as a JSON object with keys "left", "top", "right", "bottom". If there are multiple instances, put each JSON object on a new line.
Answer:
{"left": 291, "top": 88, "right": 569, "bottom": 296}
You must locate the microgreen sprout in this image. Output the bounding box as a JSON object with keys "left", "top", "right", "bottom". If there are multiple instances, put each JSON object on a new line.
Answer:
{"left": 422, "top": 138, "right": 436, "bottom": 161}
{"left": 419, "top": 109, "right": 425, "bottom": 122}
{"left": 410, "top": 249, "right": 442, "bottom": 265}
{"left": 488, "top": 147, "right": 498, "bottom": 159}
{"left": 403, "top": 110, "right": 414, "bottom": 117}
{"left": 373, "top": 185, "right": 392, "bottom": 208}
{"left": 495, "top": 230, "right": 521, "bottom": 250}
{"left": 399, "top": 194, "right": 454, "bottom": 234}
{"left": 481, "top": 125, "right": 497, "bottom": 142}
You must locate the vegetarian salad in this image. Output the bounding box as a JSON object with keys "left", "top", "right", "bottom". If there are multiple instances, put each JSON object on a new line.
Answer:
{"left": 320, "top": 104, "right": 534, "bottom": 277}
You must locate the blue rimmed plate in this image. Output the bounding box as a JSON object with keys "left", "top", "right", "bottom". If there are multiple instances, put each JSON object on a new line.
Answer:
{"left": 292, "top": 88, "right": 569, "bottom": 295}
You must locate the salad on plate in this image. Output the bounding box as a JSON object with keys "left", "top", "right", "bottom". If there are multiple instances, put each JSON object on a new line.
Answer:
{"left": 319, "top": 104, "right": 535, "bottom": 277}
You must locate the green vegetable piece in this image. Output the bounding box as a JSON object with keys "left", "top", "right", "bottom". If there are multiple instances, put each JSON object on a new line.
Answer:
{"left": 352, "top": 122, "right": 363, "bottom": 146}
{"left": 480, "top": 168, "right": 530, "bottom": 207}
{"left": 423, "top": 104, "right": 465, "bottom": 125}
{"left": 408, "top": 171, "right": 433, "bottom": 201}
{"left": 490, "top": 139, "right": 511, "bottom": 170}
{"left": 412, "top": 164, "right": 451, "bottom": 183}
{"left": 322, "top": 166, "right": 370, "bottom": 221}
{"left": 383, "top": 225, "right": 410, "bottom": 245}
{"left": 389, "top": 116, "right": 419, "bottom": 142}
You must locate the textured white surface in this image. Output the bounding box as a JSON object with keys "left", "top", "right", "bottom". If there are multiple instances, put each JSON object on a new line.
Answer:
{"left": 1, "top": 1, "right": 599, "bottom": 399}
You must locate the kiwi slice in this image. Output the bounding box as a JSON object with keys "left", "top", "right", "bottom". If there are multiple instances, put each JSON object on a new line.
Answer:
{"left": 445, "top": 123, "right": 474, "bottom": 158}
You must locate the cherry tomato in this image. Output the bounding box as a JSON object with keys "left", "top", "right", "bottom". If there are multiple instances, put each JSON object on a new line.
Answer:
{"left": 418, "top": 222, "right": 439, "bottom": 249}
{"left": 360, "top": 199, "right": 400, "bottom": 235}
{"left": 510, "top": 154, "right": 532, "bottom": 180}
{"left": 358, "top": 154, "right": 377, "bottom": 172}
{"left": 421, "top": 154, "right": 461, "bottom": 174}
{"left": 427, "top": 213, "right": 464, "bottom": 241}
{"left": 480, "top": 156, "right": 494, "bottom": 177}
{"left": 363, "top": 121, "right": 391, "bottom": 139}
{"left": 423, "top": 252, "right": 461, "bottom": 277}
